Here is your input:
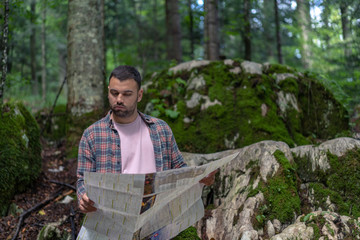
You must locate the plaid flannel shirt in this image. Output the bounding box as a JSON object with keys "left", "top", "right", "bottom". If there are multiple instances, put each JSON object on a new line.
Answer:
{"left": 76, "top": 110, "right": 187, "bottom": 201}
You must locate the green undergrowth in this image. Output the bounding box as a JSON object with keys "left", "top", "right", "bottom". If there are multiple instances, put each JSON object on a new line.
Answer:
{"left": 36, "top": 104, "right": 68, "bottom": 141}
{"left": 0, "top": 102, "right": 42, "bottom": 216}
{"left": 251, "top": 150, "right": 301, "bottom": 227}
{"left": 66, "top": 109, "right": 107, "bottom": 158}
{"left": 172, "top": 226, "right": 201, "bottom": 240}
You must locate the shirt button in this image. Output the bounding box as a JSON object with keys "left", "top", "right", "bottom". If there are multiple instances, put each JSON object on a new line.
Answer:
{"left": 117, "top": 144, "right": 120, "bottom": 147}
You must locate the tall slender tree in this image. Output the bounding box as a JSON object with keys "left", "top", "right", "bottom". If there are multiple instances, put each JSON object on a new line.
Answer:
{"left": 165, "top": 0, "right": 182, "bottom": 62}
{"left": 340, "top": 2, "right": 352, "bottom": 61}
{"left": 66, "top": 0, "right": 106, "bottom": 115}
{"left": 0, "top": 0, "right": 9, "bottom": 105}
{"left": 41, "top": 0, "right": 47, "bottom": 103}
{"left": 187, "top": 0, "right": 195, "bottom": 59}
{"left": 274, "top": 0, "right": 283, "bottom": 64}
{"left": 262, "top": 0, "right": 274, "bottom": 61}
{"left": 204, "top": 0, "right": 220, "bottom": 60}
{"left": 30, "top": 0, "right": 38, "bottom": 96}
{"left": 296, "top": 0, "right": 312, "bottom": 69}
{"left": 243, "top": 0, "right": 251, "bottom": 61}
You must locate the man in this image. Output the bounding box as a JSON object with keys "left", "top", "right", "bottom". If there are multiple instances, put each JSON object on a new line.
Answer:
{"left": 76, "top": 65, "right": 216, "bottom": 237}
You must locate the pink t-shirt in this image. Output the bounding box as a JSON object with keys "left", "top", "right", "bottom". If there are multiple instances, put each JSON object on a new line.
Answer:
{"left": 113, "top": 114, "right": 156, "bottom": 174}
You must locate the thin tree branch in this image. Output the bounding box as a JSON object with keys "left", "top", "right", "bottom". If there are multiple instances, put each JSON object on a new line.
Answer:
{"left": 10, "top": 188, "right": 64, "bottom": 240}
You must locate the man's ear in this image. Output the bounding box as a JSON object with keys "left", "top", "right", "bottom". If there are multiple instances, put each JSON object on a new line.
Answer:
{"left": 137, "top": 89, "right": 143, "bottom": 102}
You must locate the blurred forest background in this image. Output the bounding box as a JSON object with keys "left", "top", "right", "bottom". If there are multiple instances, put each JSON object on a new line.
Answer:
{"left": 0, "top": 0, "right": 359, "bottom": 118}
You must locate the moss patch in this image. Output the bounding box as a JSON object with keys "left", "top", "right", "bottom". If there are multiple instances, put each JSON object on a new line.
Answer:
{"left": 253, "top": 150, "right": 301, "bottom": 224}
{"left": 0, "top": 102, "right": 42, "bottom": 216}
{"left": 172, "top": 226, "right": 201, "bottom": 240}
{"left": 66, "top": 109, "right": 107, "bottom": 158}
{"left": 139, "top": 60, "right": 349, "bottom": 154}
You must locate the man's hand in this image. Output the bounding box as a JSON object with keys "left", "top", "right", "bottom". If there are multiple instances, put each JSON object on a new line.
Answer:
{"left": 199, "top": 169, "right": 218, "bottom": 186}
{"left": 79, "top": 193, "right": 97, "bottom": 213}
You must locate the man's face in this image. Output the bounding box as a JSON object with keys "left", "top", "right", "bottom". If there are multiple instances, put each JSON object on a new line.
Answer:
{"left": 108, "top": 77, "right": 143, "bottom": 121}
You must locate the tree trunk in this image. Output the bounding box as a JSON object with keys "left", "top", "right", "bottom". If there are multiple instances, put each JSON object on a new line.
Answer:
{"left": 0, "top": 0, "right": 9, "bottom": 105}
{"left": 243, "top": 0, "right": 251, "bottom": 61}
{"left": 153, "top": 0, "right": 159, "bottom": 60}
{"left": 187, "top": 0, "right": 194, "bottom": 59}
{"left": 274, "top": 0, "right": 283, "bottom": 64}
{"left": 204, "top": 0, "right": 220, "bottom": 60}
{"left": 165, "top": 0, "right": 182, "bottom": 62}
{"left": 66, "top": 0, "right": 106, "bottom": 116}
{"left": 296, "top": 0, "right": 312, "bottom": 69}
{"left": 340, "top": 2, "right": 351, "bottom": 60}
{"left": 322, "top": 1, "right": 331, "bottom": 47}
{"left": 41, "top": 0, "right": 47, "bottom": 103}
{"left": 30, "top": 0, "right": 38, "bottom": 96}
{"left": 132, "top": 1, "right": 147, "bottom": 75}
{"left": 262, "top": 0, "right": 274, "bottom": 61}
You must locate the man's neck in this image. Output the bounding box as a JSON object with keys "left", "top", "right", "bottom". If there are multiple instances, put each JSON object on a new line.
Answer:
{"left": 112, "top": 112, "right": 139, "bottom": 124}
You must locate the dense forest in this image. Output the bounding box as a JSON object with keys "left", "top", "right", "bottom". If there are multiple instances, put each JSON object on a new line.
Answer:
{"left": 1, "top": 0, "right": 360, "bottom": 239}
{"left": 0, "top": 0, "right": 359, "bottom": 117}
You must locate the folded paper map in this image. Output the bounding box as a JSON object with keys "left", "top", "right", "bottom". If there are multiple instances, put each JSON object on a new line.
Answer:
{"left": 76, "top": 152, "right": 238, "bottom": 240}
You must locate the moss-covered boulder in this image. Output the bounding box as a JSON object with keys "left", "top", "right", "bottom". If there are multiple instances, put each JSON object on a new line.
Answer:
{"left": 0, "top": 102, "right": 42, "bottom": 216}
{"left": 139, "top": 60, "right": 350, "bottom": 153}
{"left": 183, "top": 137, "right": 360, "bottom": 239}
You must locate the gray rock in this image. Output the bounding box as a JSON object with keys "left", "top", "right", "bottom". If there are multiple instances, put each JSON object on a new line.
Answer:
{"left": 169, "top": 60, "right": 211, "bottom": 73}
{"left": 241, "top": 61, "right": 263, "bottom": 75}
{"left": 224, "top": 59, "right": 234, "bottom": 66}
{"left": 241, "top": 230, "right": 258, "bottom": 240}
{"left": 230, "top": 66, "right": 242, "bottom": 74}
{"left": 270, "top": 222, "right": 314, "bottom": 240}
{"left": 267, "top": 220, "right": 275, "bottom": 238}
{"left": 187, "top": 73, "right": 206, "bottom": 91}
{"left": 273, "top": 73, "right": 297, "bottom": 84}
{"left": 186, "top": 92, "right": 203, "bottom": 108}
{"left": 272, "top": 219, "right": 281, "bottom": 233}
{"left": 276, "top": 91, "right": 300, "bottom": 114}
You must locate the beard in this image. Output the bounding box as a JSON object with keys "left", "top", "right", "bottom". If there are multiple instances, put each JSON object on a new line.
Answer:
{"left": 110, "top": 103, "right": 136, "bottom": 118}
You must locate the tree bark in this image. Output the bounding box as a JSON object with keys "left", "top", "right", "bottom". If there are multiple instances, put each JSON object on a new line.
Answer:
{"left": 165, "top": 0, "right": 182, "bottom": 62}
{"left": 30, "top": 0, "right": 38, "bottom": 96}
{"left": 153, "top": 0, "right": 160, "bottom": 60}
{"left": 66, "top": 0, "right": 106, "bottom": 116}
{"left": 0, "top": 0, "right": 9, "bottom": 105}
{"left": 41, "top": 0, "right": 47, "bottom": 103}
{"left": 262, "top": 0, "right": 274, "bottom": 61}
{"left": 296, "top": 0, "right": 312, "bottom": 69}
{"left": 204, "top": 0, "right": 220, "bottom": 60}
{"left": 340, "top": 2, "right": 351, "bottom": 60}
{"left": 187, "top": 0, "right": 194, "bottom": 59}
{"left": 243, "top": 0, "right": 251, "bottom": 61}
{"left": 274, "top": 0, "right": 283, "bottom": 64}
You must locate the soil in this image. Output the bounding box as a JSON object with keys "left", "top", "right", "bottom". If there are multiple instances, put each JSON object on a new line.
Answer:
{"left": 0, "top": 138, "right": 84, "bottom": 240}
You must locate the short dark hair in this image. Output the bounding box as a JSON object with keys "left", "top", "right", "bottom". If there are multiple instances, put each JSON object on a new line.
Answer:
{"left": 109, "top": 65, "right": 141, "bottom": 89}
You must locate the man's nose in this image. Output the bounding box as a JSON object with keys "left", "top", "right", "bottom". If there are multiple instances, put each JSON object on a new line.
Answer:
{"left": 116, "top": 94, "right": 124, "bottom": 103}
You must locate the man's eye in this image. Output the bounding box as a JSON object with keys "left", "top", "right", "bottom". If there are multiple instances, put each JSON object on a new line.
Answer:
{"left": 123, "top": 93, "right": 132, "bottom": 96}
{"left": 111, "top": 91, "right": 119, "bottom": 96}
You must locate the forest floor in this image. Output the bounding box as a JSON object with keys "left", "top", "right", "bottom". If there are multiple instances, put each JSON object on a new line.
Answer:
{"left": 0, "top": 138, "right": 84, "bottom": 240}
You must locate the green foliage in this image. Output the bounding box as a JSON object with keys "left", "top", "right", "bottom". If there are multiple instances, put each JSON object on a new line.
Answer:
{"left": 0, "top": 102, "right": 42, "bottom": 216}
{"left": 172, "top": 226, "right": 201, "bottom": 240}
